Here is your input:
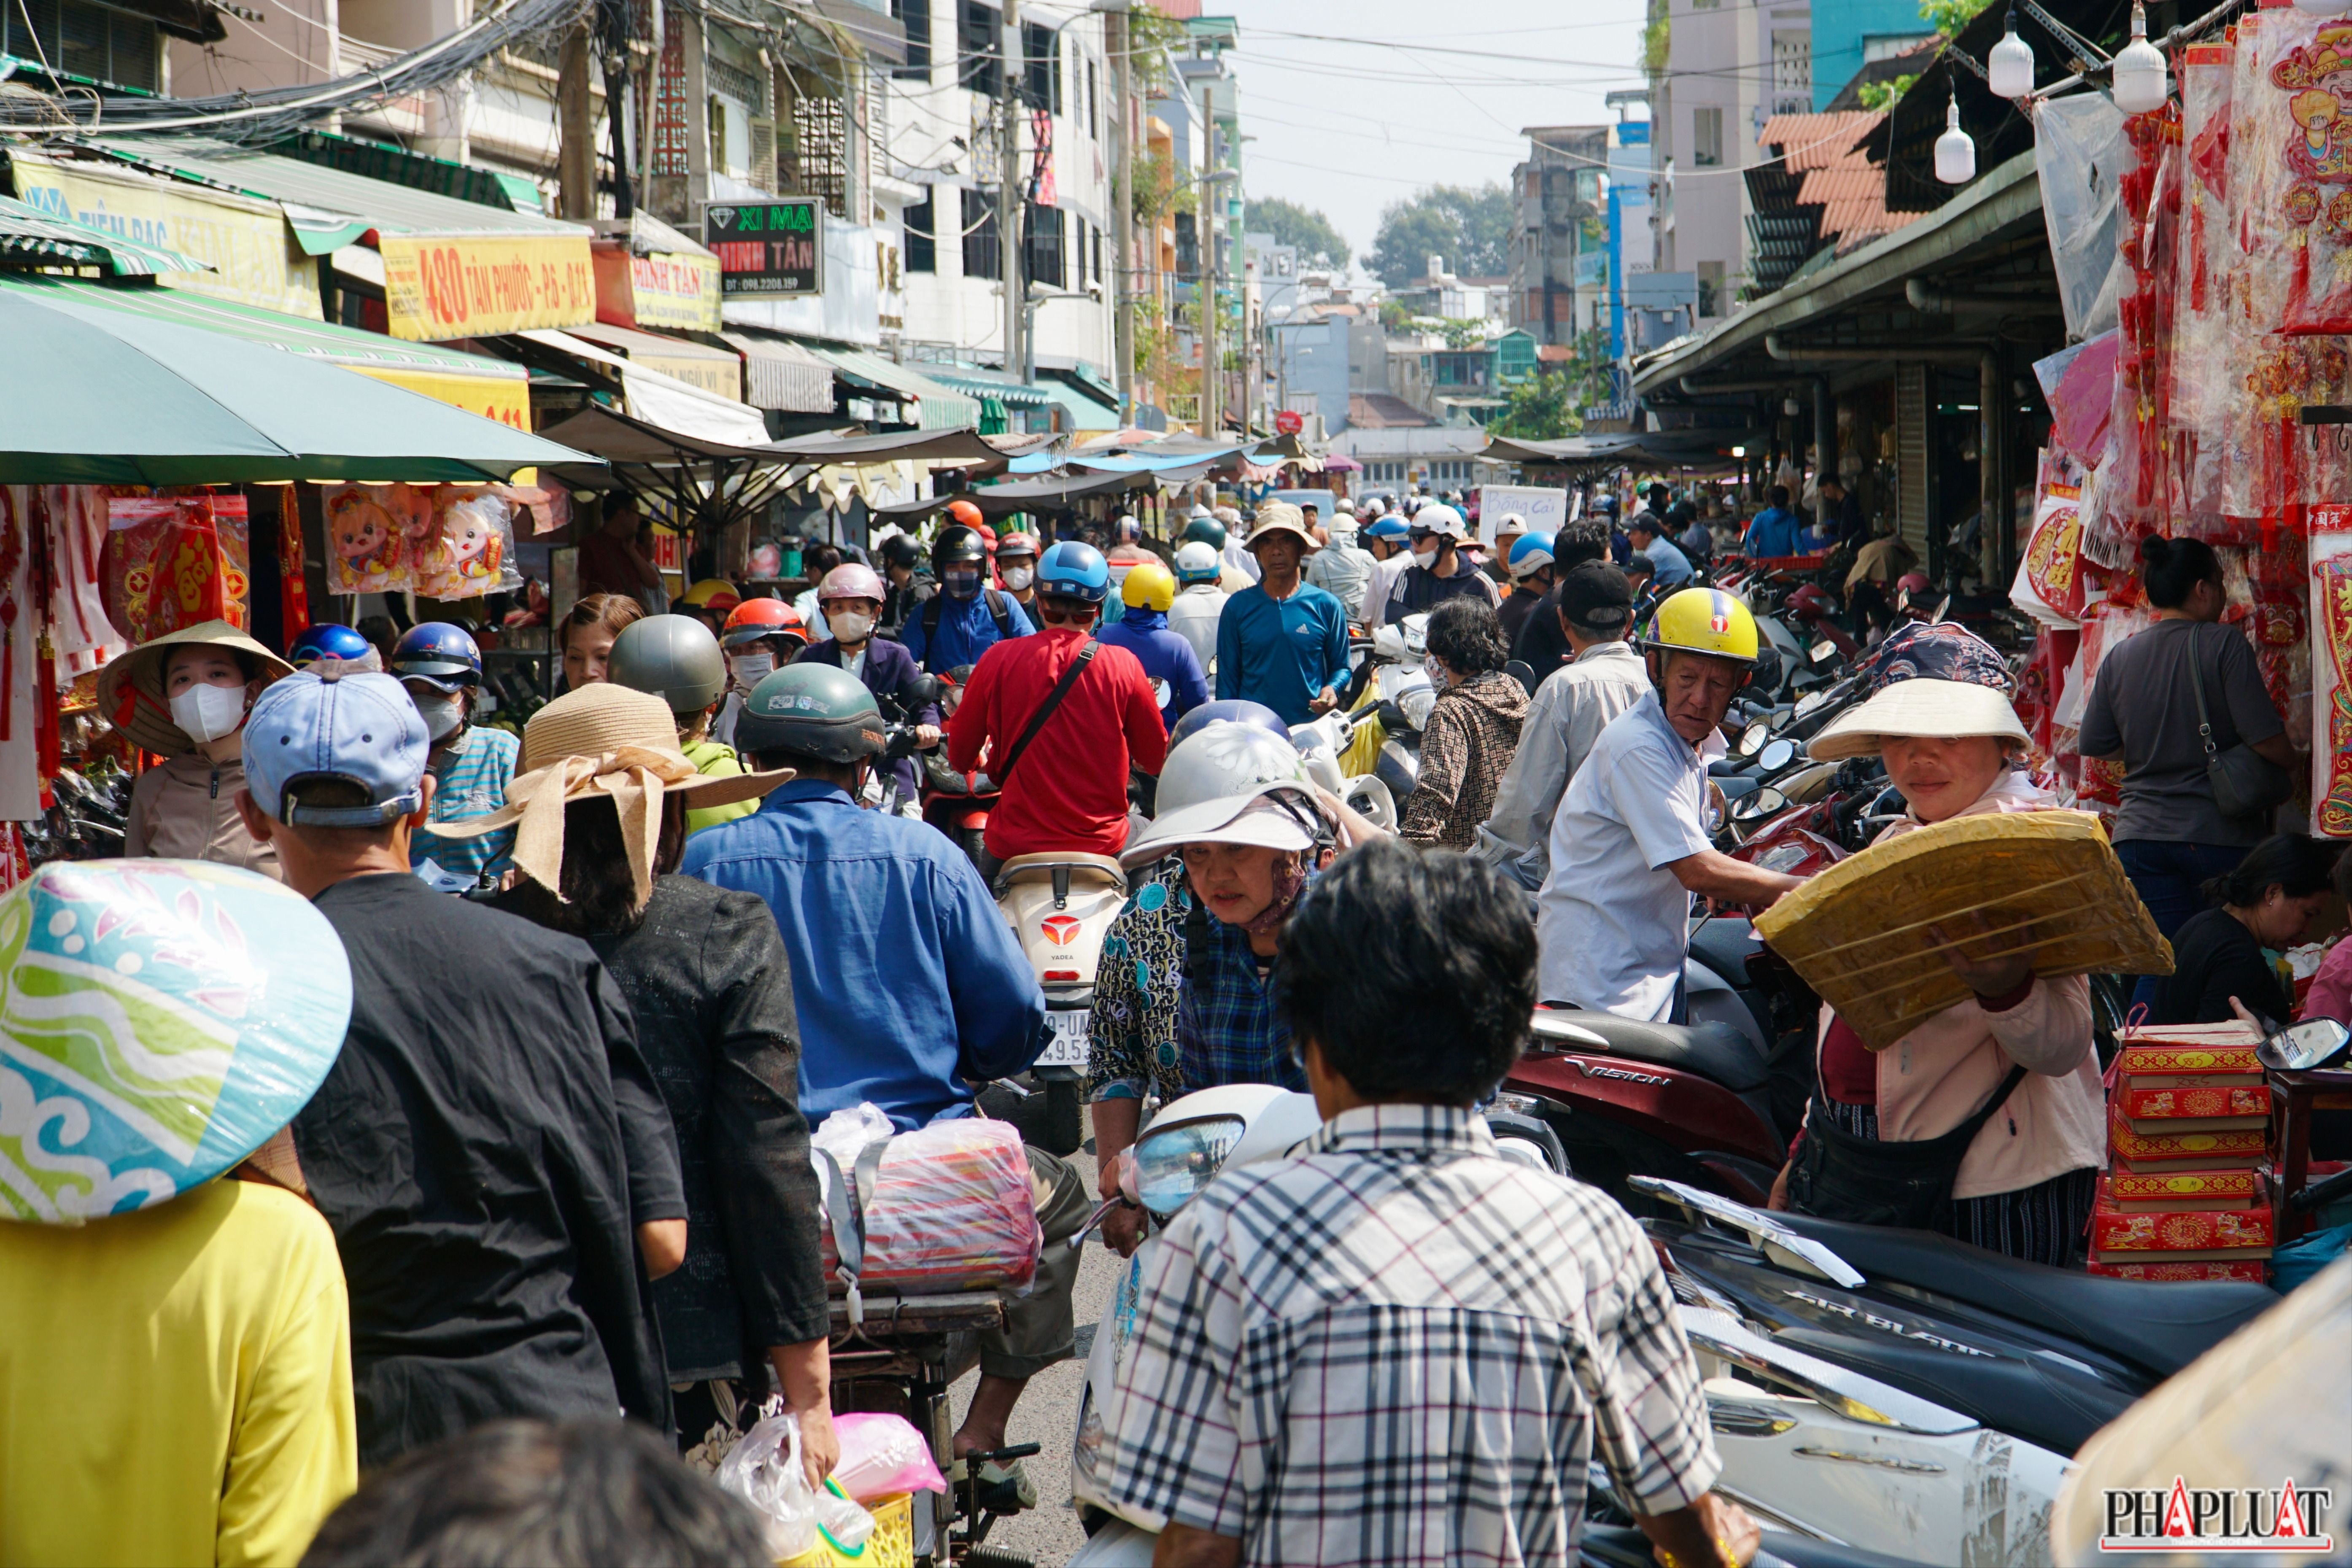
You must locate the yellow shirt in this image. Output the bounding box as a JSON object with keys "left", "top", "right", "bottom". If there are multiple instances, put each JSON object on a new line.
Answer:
{"left": 0, "top": 1179, "right": 358, "bottom": 1568}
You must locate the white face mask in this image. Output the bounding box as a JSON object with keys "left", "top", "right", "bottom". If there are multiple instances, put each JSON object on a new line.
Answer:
{"left": 827, "top": 610, "right": 877, "bottom": 644}
{"left": 412, "top": 691, "right": 466, "bottom": 743}
{"left": 731, "top": 652, "right": 775, "bottom": 689}
{"left": 1001, "top": 565, "right": 1035, "bottom": 591}
{"left": 169, "top": 683, "right": 248, "bottom": 744}
{"left": 1411, "top": 546, "right": 1440, "bottom": 570}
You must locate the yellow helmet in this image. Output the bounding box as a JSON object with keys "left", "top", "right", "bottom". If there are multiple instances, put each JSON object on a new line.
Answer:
{"left": 1645, "top": 586, "right": 1759, "bottom": 666}
{"left": 1119, "top": 559, "right": 1178, "bottom": 613}
{"left": 680, "top": 578, "right": 741, "bottom": 613}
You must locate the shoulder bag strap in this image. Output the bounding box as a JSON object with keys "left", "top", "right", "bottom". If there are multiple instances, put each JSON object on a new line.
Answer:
{"left": 1956, "top": 1062, "right": 2033, "bottom": 1145}
{"left": 2186, "top": 621, "right": 2220, "bottom": 759}
{"left": 986, "top": 588, "right": 1014, "bottom": 640}
{"left": 995, "top": 641, "right": 1097, "bottom": 782}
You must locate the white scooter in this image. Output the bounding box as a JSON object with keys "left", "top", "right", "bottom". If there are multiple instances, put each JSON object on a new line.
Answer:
{"left": 993, "top": 853, "right": 1129, "bottom": 1156}
{"left": 1065, "top": 1084, "right": 1568, "bottom": 1565}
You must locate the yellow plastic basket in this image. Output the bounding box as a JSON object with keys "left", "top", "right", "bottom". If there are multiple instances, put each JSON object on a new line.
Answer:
{"left": 777, "top": 1490, "right": 914, "bottom": 1568}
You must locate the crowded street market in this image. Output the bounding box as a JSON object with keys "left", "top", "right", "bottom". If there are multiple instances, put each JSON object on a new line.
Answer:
{"left": 0, "top": 0, "right": 2349, "bottom": 1563}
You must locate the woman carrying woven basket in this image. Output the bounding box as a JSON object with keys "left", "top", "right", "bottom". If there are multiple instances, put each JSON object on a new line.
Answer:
{"left": 1767, "top": 624, "right": 2105, "bottom": 1266}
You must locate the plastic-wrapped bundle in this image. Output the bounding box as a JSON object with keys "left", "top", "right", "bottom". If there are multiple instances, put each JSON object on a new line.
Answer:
{"left": 0, "top": 860, "right": 353, "bottom": 1224}
{"left": 813, "top": 1113, "right": 1041, "bottom": 1296}
{"left": 2035, "top": 92, "right": 2132, "bottom": 340}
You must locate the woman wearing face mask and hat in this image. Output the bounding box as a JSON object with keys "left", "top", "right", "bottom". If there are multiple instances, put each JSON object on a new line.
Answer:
{"left": 100, "top": 620, "right": 294, "bottom": 878}
{"left": 794, "top": 563, "right": 940, "bottom": 809}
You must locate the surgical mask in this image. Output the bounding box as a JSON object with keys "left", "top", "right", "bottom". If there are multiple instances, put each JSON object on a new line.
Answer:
{"left": 1001, "top": 565, "right": 1034, "bottom": 591}
{"left": 827, "top": 609, "right": 877, "bottom": 643}
{"left": 1424, "top": 655, "right": 1448, "bottom": 683}
{"left": 732, "top": 652, "right": 775, "bottom": 688}
{"left": 413, "top": 691, "right": 466, "bottom": 743}
{"left": 1411, "top": 545, "right": 1440, "bottom": 570}
{"left": 168, "top": 683, "right": 248, "bottom": 744}
{"left": 943, "top": 566, "right": 981, "bottom": 599}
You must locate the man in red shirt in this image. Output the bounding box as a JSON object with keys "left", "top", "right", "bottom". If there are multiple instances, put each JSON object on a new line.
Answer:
{"left": 947, "top": 540, "right": 1166, "bottom": 866}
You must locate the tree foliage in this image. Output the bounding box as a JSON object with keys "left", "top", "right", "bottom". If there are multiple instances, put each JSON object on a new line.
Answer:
{"left": 1489, "top": 371, "right": 1583, "bottom": 441}
{"left": 1246, "top": 197, "right": 1350, "bottom": 269}
{"left": 1857, "top": 72, "right": 1917, "bottom": 111}
{"left": 1918, "top": 0, "right": 1993, "bottom": 35}
{"left": 1439, "top": 318, "right": 1488, "bottom": 350}
{"left": 1365, "top": 184, "right": 1514, "bottom": 288}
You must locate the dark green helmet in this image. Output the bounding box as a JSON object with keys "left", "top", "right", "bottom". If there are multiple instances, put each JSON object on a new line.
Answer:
{"left": 1180, "top": 516, "right": 1227, "bottom": 551}
{"left": 607, "top": 614, "right": 726, "bottom": 717}
{"left": 735, "top": 662, "right": 885, "bottom": 763}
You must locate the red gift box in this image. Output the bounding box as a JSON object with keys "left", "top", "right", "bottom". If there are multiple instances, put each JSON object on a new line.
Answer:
{"left": 2086, "top": 1259, "right": 2268, "bottom": 1282}
{"left": 2109, "top": 1103, "right": 2271, "bottom": 1172}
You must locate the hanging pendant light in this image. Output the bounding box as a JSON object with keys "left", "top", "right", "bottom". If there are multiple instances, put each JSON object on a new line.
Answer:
{"left": 1936, "top": 91, "right": 1977, "bottom": 184}
{"left": 2111, "top": 2, "right": 2170, "bottom": 116}
{"left": 1989, "top": 7, "right": 2036, "bottom": 98}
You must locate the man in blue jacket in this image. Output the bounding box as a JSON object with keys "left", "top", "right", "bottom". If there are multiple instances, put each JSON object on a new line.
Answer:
{"left": 1216, "top": 502, "right": 1349, "bottom": 725}
{"left": 1741, "top": 485, "right": 1804, "bottom": 558}
{"left": 1093, "top": 558, "right": 1208, "bottom": 733}
{"left": 683, "top": 662, "right": 1087, "bottom": 1487}
{"left": 901, "top": 522, "right": 1033, "bottom": 673}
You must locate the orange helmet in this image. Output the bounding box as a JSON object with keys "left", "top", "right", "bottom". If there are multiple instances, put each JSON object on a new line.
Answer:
{"left": 721, "top": 596, "right": 810, "bottom": 650}
{"left": 946, "top": 498, "right": 985, "bottom": 530}
{"left": 680, "top": 578, "right": 741, "bottom": 614}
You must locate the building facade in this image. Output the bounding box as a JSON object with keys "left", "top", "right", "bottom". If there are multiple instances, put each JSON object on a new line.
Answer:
{"left": 1507, "top": 124, "right": 1608, "bottom": 348}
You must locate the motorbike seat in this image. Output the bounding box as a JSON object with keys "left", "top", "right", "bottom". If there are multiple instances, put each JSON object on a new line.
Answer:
{"left": 1534, "top": 1010, "right": 1767, "bottom": 1094}
{"left": 994, "top": 852, "right": 1128, "bottom": 891}
{"left": 1769, "top": 1211, "right": 2276, "bottom": 1379}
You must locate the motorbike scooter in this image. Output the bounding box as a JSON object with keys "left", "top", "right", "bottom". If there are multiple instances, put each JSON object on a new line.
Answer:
{"left": 991, "top": 852, "right": 1127, "bottom": 1156}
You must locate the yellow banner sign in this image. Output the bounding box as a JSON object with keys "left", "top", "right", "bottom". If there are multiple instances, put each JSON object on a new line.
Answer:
{"left": 379, "top": 233, "right": 596, "bottom": 342}
{"left": 631, "top": 251, "right": 722, "bottom": 332}
{"left": 9, "top": 151, "right": 320, "bottom": 318}
{"left": 340, "top": 365, "right": 533, "bottom": 430}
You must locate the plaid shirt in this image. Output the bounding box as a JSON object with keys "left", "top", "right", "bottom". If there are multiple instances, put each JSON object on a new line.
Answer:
{"left": 410, "top": 723, "right": 518, "bottom": 886}
{"left": 1099, "top": 1104, "right": 1719, "bottom": 1566}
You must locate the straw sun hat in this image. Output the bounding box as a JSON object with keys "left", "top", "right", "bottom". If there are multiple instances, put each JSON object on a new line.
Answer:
{"left": 1807, "top": 620, "right": 2030, "bottom": 762}
{"left": 97, "top": 620, "right": 296, "bottom": 757}
{"left": 425, "top": 683, "right": 790, "bottom": 906}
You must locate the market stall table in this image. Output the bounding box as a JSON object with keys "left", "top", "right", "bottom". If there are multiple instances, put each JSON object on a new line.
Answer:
{"left": 2271, "top": 1064, "right": 2352, "bottom": 1242}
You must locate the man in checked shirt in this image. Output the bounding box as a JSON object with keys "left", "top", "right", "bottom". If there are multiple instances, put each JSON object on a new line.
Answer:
{"left": 1098, "top": 840, "right": 1760, "bottom": 1568}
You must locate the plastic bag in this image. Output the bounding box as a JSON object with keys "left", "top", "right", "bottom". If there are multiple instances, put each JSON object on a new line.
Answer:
{"left": 411, "top": 488, "right": 517, "bottom": 600}
{"left": 101, "top": 493, "right": 252, "bottom": 642}
{"left": 714, "top": 1407, "right": 877, "bottom": 1558}
{"left": 833, "top": 1412, "right": 949, "bottom": 1500}
{"left": 320, "top": 484, "right": 416, "bottom": 594}
{"left": 2035, "top": 91, "right": 2132, "bottom": 340}
{"left": 815, "top": 1115, "right": 1043, "bottom": 1295}
{"left": 811, "top": 1101, "right": 895, "bottom": 1172}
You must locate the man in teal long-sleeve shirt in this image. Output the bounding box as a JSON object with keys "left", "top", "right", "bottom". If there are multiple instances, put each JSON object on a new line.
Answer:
{"left": 1214, "top": 503, "right": 1350, "bottom": 725}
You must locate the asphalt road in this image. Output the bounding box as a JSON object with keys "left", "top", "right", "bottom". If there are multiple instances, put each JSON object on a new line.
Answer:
{"left": 947, "top": 1142, "right": 1122, "bottom": 1568}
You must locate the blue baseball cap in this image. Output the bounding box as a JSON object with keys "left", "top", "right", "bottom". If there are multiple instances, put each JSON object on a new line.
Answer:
{"left": 243, "top": 669, "right": 429, "bottom": 827}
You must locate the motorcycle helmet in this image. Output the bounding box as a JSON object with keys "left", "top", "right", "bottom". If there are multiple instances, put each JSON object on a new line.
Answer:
{"left": 679, "top": 578, "right": 741, "bottom": 617}
{"left": 1363, "top": 516, "right": 1410, "bottom": 544}
{"left": 1895, "top": 571, "right": 1934, "bottom": 611}
{"left": 721, "top": 597, "right": 811, "bottom": 651}
{"left": 388, "top": 622, "right": 483, "bottom": 692}
{"left": 1173, "top": 540, "right": 1222, "bottom": 586}
{"left": 1643, "top": 587, "right": 1760, "bottom": 667}
{"left": 933, "top": 525, "right": 989, "bottom": 599}
{"left": 607, "top": 613, "right": 727, "bottom": 717}
{"left": 1120, "top": 560, "right": 1178, "bottom": 613}
{"left": 1121, "top": 721, "right": 1317, "bottom": 868}
{"left": 1506, "top": 532, "right": 1557, "bottom": 579}
{"left": 1036, "top": 540, "right": 1111, "bottom": 605}
{"left": 1168, "top": 699, "right": 1291, "bottom": 752}
{"left": 734, "top": 663, "right": 887, "bottom": 764}
{"left": 945, "top": 498, "right": 985, "bottom": 530}
{"left": 995, "top": 530, "right": 1042, "bottom": 563}
{"left": 289, "top": 622, "right": 376, "bottom": 669}
{"left": 1179, "top": 516, "right": 1229, "bottom": 552}
{"left": 816, "top": 562, "right": 888, "bottom": 606}
{"left": 878, "top": 532, "right": 925, "bottom": 573}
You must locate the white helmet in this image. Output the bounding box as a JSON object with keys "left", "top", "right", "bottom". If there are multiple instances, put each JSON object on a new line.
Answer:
{"left": 1413, "top": 502, "right": 1467, "bottom": 540}
{"left": 1174, "top": 539, "right": 1222, "bottom": 585}
{"left": 1122, "top": 722, "right": 1317, "bottom": 868}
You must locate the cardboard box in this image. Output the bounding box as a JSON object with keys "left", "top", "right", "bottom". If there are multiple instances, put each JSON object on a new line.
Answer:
{"left": 2109, "top": 1104, "right": 2271, "bottom": 1170}
{"left": 2086, "top": 1258, "right": 2268, "bottom": 1282}
{"left": 2093, "top": 1179, "right": 2274, "bottom": 1253}
{"left": 2107, "top": 1169, "right": 2263, "bottom": 1211}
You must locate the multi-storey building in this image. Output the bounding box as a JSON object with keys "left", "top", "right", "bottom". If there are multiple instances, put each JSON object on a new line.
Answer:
{"left": 1507, "top": 124, "right": 1608, "bottom": 349}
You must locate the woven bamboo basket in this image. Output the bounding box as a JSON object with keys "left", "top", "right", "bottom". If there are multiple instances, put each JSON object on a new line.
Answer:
{"left": 1751, "top": 809, "right": 2172, "bottom": 1050}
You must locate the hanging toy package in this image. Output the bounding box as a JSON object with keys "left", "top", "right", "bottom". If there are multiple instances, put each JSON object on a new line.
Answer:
{"left": 321, "top": 484, "right": 415, "bottom": 595}
{"left": 411, "top": 488, "right": 517, "bottom": 601}
{"left": 2310, "top": 504, "right": 2352, "bottom": 835}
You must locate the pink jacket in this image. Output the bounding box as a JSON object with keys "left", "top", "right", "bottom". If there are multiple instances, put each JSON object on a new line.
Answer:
{"left": 1812, "top": 776, "right": 2107, "bottom": 1200}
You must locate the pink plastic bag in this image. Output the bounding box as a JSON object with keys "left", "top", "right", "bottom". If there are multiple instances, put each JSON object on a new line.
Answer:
{"left": 833, "top": 1412, "right": 949, "bottom": 1500}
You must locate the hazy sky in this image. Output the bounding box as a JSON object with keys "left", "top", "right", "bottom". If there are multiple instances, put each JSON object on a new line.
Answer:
{"left": 1215, "top": 0, "right": 1652, "bottom": 267}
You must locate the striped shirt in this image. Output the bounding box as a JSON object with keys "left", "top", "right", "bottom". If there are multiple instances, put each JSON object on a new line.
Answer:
{"left": 411, "top": 724, "right": 518, "bottom": 887}
{"left": 1099, "top": 1104, "right": 1720, "bottom": 1565}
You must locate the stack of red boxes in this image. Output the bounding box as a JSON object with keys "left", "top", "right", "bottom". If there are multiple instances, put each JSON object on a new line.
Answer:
{"left": 2091, "top": 1022, "right": 2274, "bottom": 1282}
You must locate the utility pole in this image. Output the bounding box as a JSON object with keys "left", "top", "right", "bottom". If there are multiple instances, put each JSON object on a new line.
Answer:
{"left": 557, "top": 23, "right": 595, "bottom": 221}
{"left": 1197, "top": 78, "right": 1215, "bottom": 435}
{"left": 1000, "top": 0, "right": 1025, "bottom": 382}
{"left": 1108, "top": 0, "right": 1133, "bottom": 420}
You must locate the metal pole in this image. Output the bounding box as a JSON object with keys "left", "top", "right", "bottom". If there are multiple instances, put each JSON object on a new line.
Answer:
{"left": 1198, "top": 79, "right": 1216, "bottom": 434}
{"left": 1001, "top": 1, "right": 1024, "bottom": 380}
{"left": 1109, "top": 3, "right": 1133, "bottom": 420}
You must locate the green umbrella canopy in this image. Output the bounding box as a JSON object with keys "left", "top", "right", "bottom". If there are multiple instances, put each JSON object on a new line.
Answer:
{"left": 0, "top": 275, "right": 596, "bottom": 485}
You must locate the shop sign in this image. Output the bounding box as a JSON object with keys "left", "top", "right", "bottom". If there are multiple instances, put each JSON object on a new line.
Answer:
{"left": 378, "top": 233, "right": 597, "bottom": 341}
{"left": 593, "top": 242, "right": 722, "bottom": 331}
{"left": 707, "top": 199, "right": 823, "bottom": 297}
{"left": 9, "top": 152, "right": 320, "bottom": 318}
{"left": 342, "top": 366, "right": 533, "bottom": 431}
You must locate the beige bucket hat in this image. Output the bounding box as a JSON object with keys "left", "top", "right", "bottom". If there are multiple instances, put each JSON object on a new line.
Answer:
{"left": 97, "top": 620, "right": 296, "bottom": 757}
{"left": 1245, "top": 500, "right": 1320, "bottom": 554}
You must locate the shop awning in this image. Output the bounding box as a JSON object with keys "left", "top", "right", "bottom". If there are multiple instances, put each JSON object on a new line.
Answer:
{"left": 763, "top": 427, "right": 1001, "bottom": 465}
{"left": 921, "top": 368, "right": 1053, "bottom": 410}
{"left": 720, "top": 330, "right": 836, "bottom": 413}
{"left": 0, "top": 271, "right": 590, "bottom": 485}
{"left": 0, "top": 192, "right": 210, "bottom": 276}
{"left": 955, "top": 469, "right": 1186, "bottom": 516}
{"left": 563, "top": 321, "right": 742, "bottom": 403}
{"left": 1033, "top": 377, "right": 1121, "bottom": 432}
{"left": 515, "top": 329, "right": 771, "bottom": 446}
{"left": 86, "top": 135, "right": 597, "bottom": 341}
{"left": 809, "top": 345, "right": 983, "bottom": 431}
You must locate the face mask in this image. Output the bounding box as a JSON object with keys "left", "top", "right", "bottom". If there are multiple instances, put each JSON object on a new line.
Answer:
{"left": 169, "top": 683, "right": 248, "bottom": 744}
{"left": 1001, "top": 565, "right": 1034, "bottom": 591}
{"left": 827, "top": 610, "right": 877, "bottom": 644}
{"left": 944, "top": 567, "right": 981, "bottom": 600}
{"left": 413, "top": 691, "right": 466, "bottom": 743}
{"left": 1424, "top": 655, "right": 1448, "bottom": 683}
{"left": 732, "top": 652, "right": 775, "bottom": 688}
{"left": 1412, "top": 546, "right": 1440, "bottom": 570}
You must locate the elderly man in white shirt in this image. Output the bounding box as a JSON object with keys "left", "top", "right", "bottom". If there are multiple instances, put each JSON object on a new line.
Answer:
{"left": 1476, "top": 563, "right": 1653, "bottom": 891}
{"left": 1536, "top": 587, "right": 1804, "bottom": 1021}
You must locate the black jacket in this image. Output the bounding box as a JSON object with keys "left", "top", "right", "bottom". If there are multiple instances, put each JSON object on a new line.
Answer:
{"left": 2153, "top": 906, "right": 2295, "bottom": 1029}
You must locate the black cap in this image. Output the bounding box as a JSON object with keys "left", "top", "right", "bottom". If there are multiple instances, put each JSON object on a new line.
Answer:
{"left": 1557, "top": 561, "right": 1634, "bottom": 633}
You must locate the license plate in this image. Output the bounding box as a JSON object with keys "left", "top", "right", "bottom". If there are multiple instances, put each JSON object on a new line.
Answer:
{"left": 1036, "top": 1009, "right": 1091, "bottom": 1067}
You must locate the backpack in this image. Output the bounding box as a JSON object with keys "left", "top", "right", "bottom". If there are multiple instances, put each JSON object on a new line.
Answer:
{"left": 920, "top": 587, "right": 1016, "bottom": 649}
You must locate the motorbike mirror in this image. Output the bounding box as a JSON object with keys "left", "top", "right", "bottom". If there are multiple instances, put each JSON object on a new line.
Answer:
{"left": 905, "top": 674, "right": 946, "bottom": 708}
{"left": 1737, "top": 720, "right": 1769, "bottom": 757}
{"left": 1930, "top": 593, "right": 1952, "bottom": 625}
{"left": 2258, "top": 1017, "right": 2352, "bottom": 1072}
{"left": 1757, "top": 738, "right": 1796, "bottom": 773}
{"left": 1810, "top": 639, "right": 1840, "bottom": 665}
{"left": 1732, "top": 786, "right": 1786, "bottom": 823}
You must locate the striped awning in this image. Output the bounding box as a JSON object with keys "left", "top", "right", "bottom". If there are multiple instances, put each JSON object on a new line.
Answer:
{"left": 0, "top": 193, "right": 210, "bottom": 277}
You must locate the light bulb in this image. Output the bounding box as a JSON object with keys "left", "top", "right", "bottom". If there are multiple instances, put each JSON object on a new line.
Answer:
{"left": 1935, "top": 93, "right": 1977, "bottom": 184}
{"left": 1783, "top": 396, "right": 1802, "bottom": 416}
{"left": 2111, "top": 2, "right": 2169, "bottom": 116}
{"left": 1989, "top": 8, "right": 2036, "bottom": 98}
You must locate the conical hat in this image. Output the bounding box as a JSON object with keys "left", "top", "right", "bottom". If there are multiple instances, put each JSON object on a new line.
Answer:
{"left": 96, "top": 621, "right": 295, "bottom": 757}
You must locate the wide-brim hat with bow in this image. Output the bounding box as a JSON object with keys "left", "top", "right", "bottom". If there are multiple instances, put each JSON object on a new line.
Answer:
{"left": 97, "top": 620, "right": 295, "bottom": 757}
{"left": 423, "top": 683, "right": 791, "bottom": 906}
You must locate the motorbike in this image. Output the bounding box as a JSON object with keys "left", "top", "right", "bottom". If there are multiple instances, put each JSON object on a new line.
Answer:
{"left": 1623, "top": 1175, "right": 2278, "bottom": 1566}
{"left": 1287, "top": 705, "right": 1400, "bottom": 830}
{"left": 989, "top": 851, "right": 1127, "bottom": 1156}
{"left": 914, "top": 664, "right": 998, "bottom": 872}
{"left": 1066, "top": 1083, "right": 1568, "bottom": 1565}
{"left": 24, "top": 765, "right": 129, "bottom": 866}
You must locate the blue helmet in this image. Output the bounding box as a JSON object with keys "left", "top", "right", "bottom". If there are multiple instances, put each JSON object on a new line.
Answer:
{"left": 1507, "top": 532, "right": 1558, "bottom": 578}
{"left": 1168, "top": 698, "right": 1292, "bottom": 752}
{"left": 1036, "top": 540, "right": 1111, "bottom": 604}
{"left": 288, "top": 622, "right": 375, "bottom": 668}
{"left": 389, "top": 622, "right": 483, "bottom": 692}
{"left": 1363, "top": 516, "right": 1410, "bottom": 541}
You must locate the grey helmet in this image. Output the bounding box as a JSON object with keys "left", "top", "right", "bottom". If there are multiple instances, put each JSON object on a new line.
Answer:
{"left": 735, "top": 663, "right": 886, "bottom": 764}
{"left": 607, "top": 613, "right": 727, "bottom": 717}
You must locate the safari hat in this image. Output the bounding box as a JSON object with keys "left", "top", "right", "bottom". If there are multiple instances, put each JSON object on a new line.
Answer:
{"left": 97, "top": 620, "right": 295, "bottom": 757}
{"left": 425, "top": 684, "right": 791, "bottom": 907}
